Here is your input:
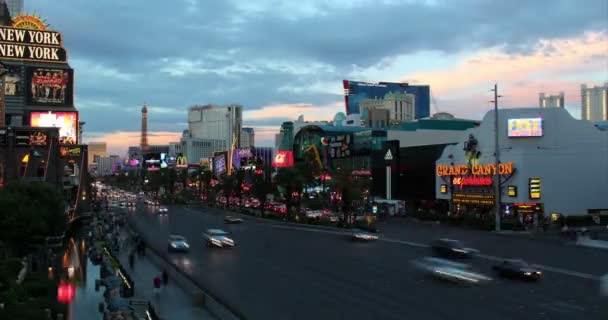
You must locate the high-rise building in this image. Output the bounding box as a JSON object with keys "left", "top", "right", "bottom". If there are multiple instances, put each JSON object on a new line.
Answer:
{"left": 141, "top": 104, "right": 149, "bottom": 151}
{"left": 87, "top": 142, "right": 107, "bottom": 167}
{"left": 343, "top": 80, "right": 430, "bottom": 119}
{"left": 4, "top": 0, "right": 23, "bottom": 18}
{"left": 96, "top": 155, "right": 121, "bottom": 176}
{"left": 539, "top": 92, "right": 565, "bottom": 108}
{"left": 241, "top": 127, "right": 255, "bottom": 149}
{"left": 360, "top": 91, "right": 416, "bottom": 125}
{"left": 581, "top": 83, "right": 608, "bottom": 122}
{"left": 188, "top": 104, "right": 242, "bottom": 149}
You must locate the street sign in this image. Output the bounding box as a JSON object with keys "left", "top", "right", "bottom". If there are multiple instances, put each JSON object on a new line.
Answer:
{"left": 384, "top": 149, "right": 393, "bottom": 161}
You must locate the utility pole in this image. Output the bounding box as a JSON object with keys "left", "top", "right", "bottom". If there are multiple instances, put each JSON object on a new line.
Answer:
{"left": 491, "top": 84, "right": 502, "bottom": 232}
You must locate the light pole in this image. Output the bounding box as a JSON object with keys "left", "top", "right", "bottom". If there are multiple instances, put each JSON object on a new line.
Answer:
{"left": 491, "top": 84, "right": 502, "bottom": 232}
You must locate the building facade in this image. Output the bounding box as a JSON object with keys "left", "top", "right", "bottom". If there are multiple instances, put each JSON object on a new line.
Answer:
{"left": 87, "top": 142, "right": 107, "bottom": 167}
{"left": 188, "top": 104, "right": 242, "bottom": 149}
{"left": 0, "top": 14, "right": 90, "bottom": 213}
{"left": 4, "top": 0, "right": 22, "bottom": 17}
{"left": 241, "top": 127, "right": 254, "bottom": 149}
{"left": 539, "top": 92, "right": 564, "bottom": 108}
{"left": 436, "top": 108, "right": 608, "bottom": 220}
{"left": 581, "top": 83, "right": 608, "bottom": 122}
{"left": 360, "top": 91, "right": 416, "bottom": 125}
{"left": 367, "top": 108, "right": 390, "bottom": 128}
{"left": 343, "top": 80, "right": 430, "bottom": 120}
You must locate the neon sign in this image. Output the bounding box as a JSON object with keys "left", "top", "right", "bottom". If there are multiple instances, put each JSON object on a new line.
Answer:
{"left": 437, "top": 162, "right": 514, "bottom": 176}
{"left": 452, "top": 176, "right": 493, "bottom": 189}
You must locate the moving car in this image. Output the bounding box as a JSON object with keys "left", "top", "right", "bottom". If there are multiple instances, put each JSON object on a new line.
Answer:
{"left": 431, "top": 239, "right": 479, "bottom": 259}
{"left": 158, "top": 207, "right": 169, "bottom": 213}
{"left": 351, "top": 230, "right": 379, "bottom": 242}
{"left": 127, "top": 202, "right": 136, "bottom": 207}
{"left": 203, "top": 229, "right": 235, "bottom": 248}
{"left": 412, "top": 257, "right": 492, "bottom": 285}
{"left": 492, "top": 259, "right": 543, "bottom": 281}
{"left": 168, "top": 235, "right": 190, "bottom": 252}
{"left": 224, "top": 216, "right": 244, "bottom": 224}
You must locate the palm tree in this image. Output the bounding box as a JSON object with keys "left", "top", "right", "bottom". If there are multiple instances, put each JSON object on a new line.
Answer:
{"left": 251, "top": 167, "right": 273, "bottom": 216}
{"left": 328, "top": 167, "right": 368, "bottom": 227}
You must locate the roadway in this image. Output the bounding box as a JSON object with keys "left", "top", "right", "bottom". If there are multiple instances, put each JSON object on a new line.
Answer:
{"left": 126, "top": 204, "right": 608, "bottom": 320}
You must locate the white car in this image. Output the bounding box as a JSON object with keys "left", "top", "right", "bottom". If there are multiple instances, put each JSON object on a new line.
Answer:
{"left": 159, "top": 207, "right": 169, "bottom": 213}
{"left": 412, "top": 257, "right": 492, "bottom": 285}
{"left": 203, "top": 229, "right": 235, "bottom": 248}
{"left": 351, "top": 230, "right": 379, "bottom": 242}
{"left": 168, "top": 235, "right": 190, "bottom": 252}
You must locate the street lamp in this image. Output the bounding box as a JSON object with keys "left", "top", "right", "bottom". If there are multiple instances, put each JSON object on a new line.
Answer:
{"left": 491, "top": 84, "right": 503, "bottom": 232}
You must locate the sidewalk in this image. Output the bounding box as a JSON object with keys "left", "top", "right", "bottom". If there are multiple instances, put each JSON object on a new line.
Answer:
{"left": 117, "top": 243, "right": 216, "bottom": 320}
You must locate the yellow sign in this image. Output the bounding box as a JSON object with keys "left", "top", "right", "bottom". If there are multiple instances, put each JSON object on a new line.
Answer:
{"left": 11, "top": 15, "right": 48, "bottom": 30}
{"left": 68, "top": 147, "right": 81, "bottom": 157}
{"left": 508, "top": 186, "right": 517, "bottom": 197}
{"left": 529, "top": 178, "right": 541, "bottom": 199}
{"left": 436, "top": 162, "right": 514, "bottom": 177}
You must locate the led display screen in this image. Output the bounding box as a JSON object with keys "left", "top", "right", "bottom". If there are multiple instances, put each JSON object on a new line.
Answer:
{"left": 508, "top": 118, "right": 543, "bottom": 137}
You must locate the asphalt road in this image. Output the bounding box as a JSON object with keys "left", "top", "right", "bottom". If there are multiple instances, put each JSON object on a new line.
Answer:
{"left": 127, "top": 204, "right": 608, "bottom": 320}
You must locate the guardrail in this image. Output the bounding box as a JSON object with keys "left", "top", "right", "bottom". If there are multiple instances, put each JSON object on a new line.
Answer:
{"left": 127, "top": 218, "right": 248, "bottom": 320}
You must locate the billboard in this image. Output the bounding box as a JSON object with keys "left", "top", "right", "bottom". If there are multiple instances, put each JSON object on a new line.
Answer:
{"left": 176, "top": 153, "right": 188, "bottom": 168}
{"left": 342, "top": 80, "right": 430, "bottom": 119}
{"left": 15, "top": 129, "right": 48, "bottom": 146}
{"left": 160, "top": 153, "right": 169, "bottom": 169}
{"left": 4, "top": 65, "right": 23, "bottom": 96}
{"left": 273, "top": 150, "right": 294, "bottom": 168}
{"left": 213, "top": 153, "right": 227, "bottom": 176}
{"left": 0, "top": 25, "right": 68, "bottom": 64}
{"left": 30, "top": 111, "right": 78, "bottom": 144}
{"left": 508, "top": 118, "right": 543, "bottom": 137}
{"left": 143, "top": 153, "right": 161, "bottom": 171}
{"left": 26, "top": 68, "right": 74, "bottom": 106}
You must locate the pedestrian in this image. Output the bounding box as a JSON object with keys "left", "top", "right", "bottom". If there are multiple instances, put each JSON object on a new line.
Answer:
{"left": 162, "top": 269, "right": 168, "bottom": 286}
{"left": 153, "top": 275, "right": 162, "bottom": 295}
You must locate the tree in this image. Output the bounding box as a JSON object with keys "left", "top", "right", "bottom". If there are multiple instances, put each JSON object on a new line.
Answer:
{"left": 0, "top": 182, "right": 66, "bottom": 255}
{"left": 274, "top": 162, "right": 314, "bottom": 220}
{"left": 250, "top": 168, "right": 273, "bottom": 216}
{"left": 327, "top": 167, "right": 368, "bottom": 227}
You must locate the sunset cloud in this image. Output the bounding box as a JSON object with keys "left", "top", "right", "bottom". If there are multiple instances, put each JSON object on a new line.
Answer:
{"left": 399, "top": 31, "right": 608, "bottom": 117}
{"left": 84, "top": 131, "right": 182, "bottom": 156}
{"left": 244, "top": 102, "right": 344, "bottom": 122}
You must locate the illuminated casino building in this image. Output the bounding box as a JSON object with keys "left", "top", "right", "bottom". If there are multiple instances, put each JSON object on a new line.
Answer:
{"left": 436, "top": 107, "right": 608, "bottom": 223}
{"left": 0, "top": 14, "right": 89, "bottom": 212}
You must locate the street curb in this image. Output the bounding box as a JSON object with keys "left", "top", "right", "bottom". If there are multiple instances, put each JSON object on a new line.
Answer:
{"left": 208, "top": 207, "right": 353, "bottom": 233}
{"left": 126, "top": 218, "right": 248, "bottom": 320}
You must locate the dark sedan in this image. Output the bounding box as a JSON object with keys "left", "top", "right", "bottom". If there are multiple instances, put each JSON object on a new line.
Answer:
{"left": 492, "top": 259, "right": 543, "bottom": 281}
{"left": 431, "top": 239, "right": 479, "bottom": 259}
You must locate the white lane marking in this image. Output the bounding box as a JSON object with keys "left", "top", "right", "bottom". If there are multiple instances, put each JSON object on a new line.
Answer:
{"left": 380, "top": 238, "right": 429, "bottom": 248}
{"left": 531, "top": 264, "right": 600, "bottom": 281}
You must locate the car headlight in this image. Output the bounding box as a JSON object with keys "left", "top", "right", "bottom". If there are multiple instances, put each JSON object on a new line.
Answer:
{"left": 184, "top": 243, "right": 190, "bottom": 248}
{"left": 170, "top": 243, "right": 177, "bottom": 248}
{"left": 524, "top": 272, "right": 532, "bottom": 276}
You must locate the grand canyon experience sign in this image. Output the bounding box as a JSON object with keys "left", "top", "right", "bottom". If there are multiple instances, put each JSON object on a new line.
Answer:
{"left": 0, "top": 23, "right": 67, "bottom": 63}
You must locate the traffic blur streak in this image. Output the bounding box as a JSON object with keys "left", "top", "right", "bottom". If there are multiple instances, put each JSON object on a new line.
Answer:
{"left": 411, "top": 257, "right": 492, "bottom": 285}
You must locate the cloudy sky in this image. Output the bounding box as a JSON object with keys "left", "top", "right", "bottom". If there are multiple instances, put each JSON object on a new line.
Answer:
{"left": 28, "top": 0, "right": 608, "bottom": 155}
